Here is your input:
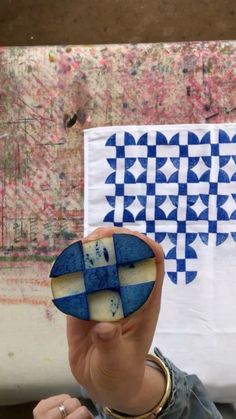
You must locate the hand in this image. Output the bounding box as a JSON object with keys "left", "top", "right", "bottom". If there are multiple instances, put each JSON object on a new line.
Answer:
{"left": 33, "top": 394, "right": 93, "bottom": 419}
{"left": 67, "top": 227, "right": 165, "bottom": 415}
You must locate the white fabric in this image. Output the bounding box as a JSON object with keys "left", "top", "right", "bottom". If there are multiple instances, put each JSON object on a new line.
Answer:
{"left": 84, "top": 124, "right": 236, "bottom": 403}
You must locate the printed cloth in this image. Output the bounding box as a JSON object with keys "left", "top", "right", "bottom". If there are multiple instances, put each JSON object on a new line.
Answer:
{"left": 84, "top": 124, "right": 236, "bottom": 403}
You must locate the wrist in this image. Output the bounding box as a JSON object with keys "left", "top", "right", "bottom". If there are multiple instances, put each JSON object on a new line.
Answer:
{"left": 117, "top": 365, "right": 166, "bottom": 415}
{"left": 104, "top": 354, "right": 171, "bottom": 418}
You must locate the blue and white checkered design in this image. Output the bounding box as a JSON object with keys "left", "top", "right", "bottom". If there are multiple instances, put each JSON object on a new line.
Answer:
{"left": 50, "top": 234, "right": 156, "bottom": 320}
{"left": 84, "top": 125, "right": 236, "bottom": 285}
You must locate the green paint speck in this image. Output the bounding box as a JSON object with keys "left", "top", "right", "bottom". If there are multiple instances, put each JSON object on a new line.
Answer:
{"left": 8, "top": 352, "right": 14, "bottom": 358}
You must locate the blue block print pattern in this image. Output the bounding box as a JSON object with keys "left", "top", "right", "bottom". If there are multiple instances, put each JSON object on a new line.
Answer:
{"left": 120, "top": 282, "right": 155, "bottom": 317}
{"left": 84, "top": 265, "right": 120, "bottom": 293}
{"left": 51, "top": 241, "right": 84, "bottom": 277}
{"left": 113, "top": 233, "right": 154, "bottom": 264}
{"left": 53, "top": 293, "right": 90, "bottom": 320}
{"left": 50, "top": 234, "right": 155, "bottom": 319}
{"left": 103, "top": 129, "right": 236, "bottom": 284}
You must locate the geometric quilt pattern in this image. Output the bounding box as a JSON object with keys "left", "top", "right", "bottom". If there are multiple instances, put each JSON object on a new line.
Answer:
{"left": 102, "top": 128, "right": 236, "bottom": 285}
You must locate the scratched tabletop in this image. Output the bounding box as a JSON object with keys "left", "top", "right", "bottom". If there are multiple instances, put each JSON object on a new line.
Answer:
{"left": 1, "top": 42, "right": 236, "bottom": 404}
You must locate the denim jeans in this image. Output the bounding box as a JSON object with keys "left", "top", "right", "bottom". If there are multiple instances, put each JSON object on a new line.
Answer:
{"left": 153, "top": 348, "right": 222, "bottom": 419}
{"left": 92, "top": 347, "right": 222, "bottom": 418}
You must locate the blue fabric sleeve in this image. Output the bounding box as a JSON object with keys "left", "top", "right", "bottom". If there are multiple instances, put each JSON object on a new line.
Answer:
{"left": 90, "top": 347, "right": 222, "bottom": 418}
{"left": 153, "top": 347, "right": 222, "bottom": 419}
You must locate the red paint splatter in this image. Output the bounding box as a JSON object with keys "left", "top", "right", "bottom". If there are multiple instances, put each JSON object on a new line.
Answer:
{"left": 0, "top": 296, "right": 52, "bottom": 307}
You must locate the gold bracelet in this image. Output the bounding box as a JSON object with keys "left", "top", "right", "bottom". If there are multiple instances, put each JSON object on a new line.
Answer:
{"left": 103, "top": 353, "right": 171, "bottom": 418}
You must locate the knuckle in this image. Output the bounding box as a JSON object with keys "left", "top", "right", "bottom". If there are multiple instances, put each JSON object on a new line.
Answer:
{"left": 60, "top": 393, "right": 71, "bottom": 400}
{"left": 32, "top": 394, "right": 72, "bottom": 418}
{"left": 32, "top": 407, "right": 38, "bottom": 418}
{"left": 70, "top": 397, "right": 81, "bottom": 409}
{"left": 78, "top": 405, "right": 92, "bottom": 417}
{"left": 32, "top": 400, "right": 45, "bottom": 415}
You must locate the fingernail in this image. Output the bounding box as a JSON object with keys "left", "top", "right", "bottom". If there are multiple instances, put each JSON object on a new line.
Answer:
{"left": 97, "top": 329, "right": 116, "bottom": 341}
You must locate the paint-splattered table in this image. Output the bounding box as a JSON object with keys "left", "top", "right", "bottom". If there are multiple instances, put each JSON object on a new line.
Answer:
{"left": 1, "top": 42, "right": 236, "bottom": 404}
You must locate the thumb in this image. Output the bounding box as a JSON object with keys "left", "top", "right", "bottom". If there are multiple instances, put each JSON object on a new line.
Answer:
{"left": 91, "top": 322, "right": 145, "bottom": 399}
{"left": 92, "top": 322, "right": 127, "bottom": 377}
{"left": 92, "top": 322, "right": 122, "bottom": 350}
